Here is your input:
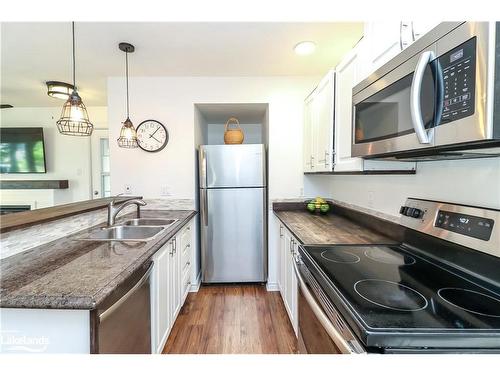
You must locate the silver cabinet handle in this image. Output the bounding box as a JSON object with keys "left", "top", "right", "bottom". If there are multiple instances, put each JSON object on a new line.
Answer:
{"left": 310, "top": 155, "right": 314, "bottom": 169}
{"left": 399, "top": 21, "right": 404, "bottom": 50}
{"left": 410, "top": 50, "right": 435, "bottom": 144}
{"left": 99, "top": 263, "right": 153, "bottom": 323}
{"left": 291, "top": 259, "right": 355, "bottom": 354}
{"left": 318, "top": 150, "right": 329, "bottom": 167}
{"left": 400, "top": 21, "right": 411, "bottom": 50}
{"left": 279, "top": 225, "right": 284, "bottom": 238}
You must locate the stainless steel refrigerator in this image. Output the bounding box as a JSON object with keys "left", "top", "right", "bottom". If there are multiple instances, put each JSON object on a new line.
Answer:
{"left": 199, "top": 144, "right": 267, "bottom": 283}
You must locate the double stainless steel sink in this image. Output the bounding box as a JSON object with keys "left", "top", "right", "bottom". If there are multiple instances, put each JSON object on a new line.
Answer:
{"left": 76, "top": 218, "right": 178, "bottom": 242}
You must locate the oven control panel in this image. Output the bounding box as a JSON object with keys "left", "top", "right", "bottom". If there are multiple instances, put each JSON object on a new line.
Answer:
{"left": 435, "top": 210, "right": 494, "bottom": 241}
{"left": 438, "top": 37, "right": 476, "bottom": 125}
{"left": 400, "top": 198, "right": 499, "bottom": 258}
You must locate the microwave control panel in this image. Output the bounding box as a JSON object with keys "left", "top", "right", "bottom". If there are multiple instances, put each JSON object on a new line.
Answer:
{"left": 438, "top": 37, "right": 476, "bottom": 125}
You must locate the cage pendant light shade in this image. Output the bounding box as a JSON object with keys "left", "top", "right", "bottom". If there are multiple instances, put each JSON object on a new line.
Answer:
{"left": 117, "top": 117, "right": 138, "bottom": 148}
{"left": 56, "top": 91, "right": 93, "bottom": 136}
{"left": 117, "top": 42, "right": 138, "bottom": 148}
{"left": 57, "top": 22, "right": 93, "bottom": 136}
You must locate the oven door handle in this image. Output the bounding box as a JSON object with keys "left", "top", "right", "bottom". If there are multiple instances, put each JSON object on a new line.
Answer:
{"left": 410, "top": 50, "right": 435, "bottom": 144}
{"left": 292, "top": 257, "right": 356, "bottom": 354}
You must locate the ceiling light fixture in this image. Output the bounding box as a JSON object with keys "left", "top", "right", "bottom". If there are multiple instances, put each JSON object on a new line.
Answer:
{"left": 56, "top": 22, "right": 93, "bottom": 136}
{"left": 46, "top": 81, "right": 75, "bottom": 100}
{"left": 117, "top": 42, "right": 138, "bottom": 148}
{"left": 294, "top": 41, "right": 316, "bottom": 56}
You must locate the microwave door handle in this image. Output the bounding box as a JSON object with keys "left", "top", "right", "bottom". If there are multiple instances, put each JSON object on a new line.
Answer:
{"left": 410, "top": 50, "right": 435, "bottom": 144}
{"left": 292, "top": 257, "right": 355, "bottom": 354}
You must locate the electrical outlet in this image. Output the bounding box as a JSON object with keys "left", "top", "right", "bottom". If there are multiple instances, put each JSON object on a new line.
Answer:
{"left": 124, "top": 184, "right": 132, "bottom": 195}
{"left": 160, "top": 185, "right": 172, "bottom": 197}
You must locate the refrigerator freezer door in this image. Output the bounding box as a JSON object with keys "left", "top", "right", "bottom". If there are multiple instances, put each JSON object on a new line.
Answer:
{"left": 201, "top": 187, "right": 266, "bottom": 282}
{"left": 199, "top": 144, "right": 266, "bottom": 188}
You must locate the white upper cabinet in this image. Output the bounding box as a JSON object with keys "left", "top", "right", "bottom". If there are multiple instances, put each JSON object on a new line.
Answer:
{"left": 411, "top": 21, "right": 441, "bottom": 41}
{"left": 302, "top": 70, "right": 335, "bottom": 173}
{"left": 334, "top": 46, "right": 364, "bottom": 172}
{"left": 303, "top": 91, "right": 315, "bottom": 172}
{"left": 356, "top": 21, "right": 442, "bottom": 87}
{"left": 357, "top": 21, "right": 413, "bottom": 84}
{"left": 313, "top": 71, "right": 335, "bottom": 172}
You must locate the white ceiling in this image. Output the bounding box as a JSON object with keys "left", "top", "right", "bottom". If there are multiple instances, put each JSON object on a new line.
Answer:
{"left": 1, "top": 22, "right": 363, "bottom": 107}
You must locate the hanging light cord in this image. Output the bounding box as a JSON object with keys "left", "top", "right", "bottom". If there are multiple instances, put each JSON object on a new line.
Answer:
{"left": 72, "top": 21, "right": 76, "bottom": 90}
{"left": 125, "top": 49, "right": 130, "bottom": 118}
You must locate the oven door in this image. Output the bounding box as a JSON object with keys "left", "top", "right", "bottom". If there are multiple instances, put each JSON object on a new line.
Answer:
{"left": 293, "top": 254, "right": 366, "bottom": 354}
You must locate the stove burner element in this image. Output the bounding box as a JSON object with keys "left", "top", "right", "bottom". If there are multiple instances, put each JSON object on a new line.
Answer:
{"left": 321, "top": 250, "right": 360, "bottom": 264}
{"left": 438, "top": 288, "right": 500, "bottom": 318}
{"left": 354, "top": 279, "right": 428, "bottom": 312}
{"left": 364, "top": 247, "right": 416, "bottom": 265}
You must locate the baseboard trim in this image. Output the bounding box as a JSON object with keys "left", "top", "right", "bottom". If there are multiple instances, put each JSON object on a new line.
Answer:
{"left": 189, "top": 271, "right": 201, "bottom": 293}
{"left": 266, "top": 282, "right": 279, "bottom": 292}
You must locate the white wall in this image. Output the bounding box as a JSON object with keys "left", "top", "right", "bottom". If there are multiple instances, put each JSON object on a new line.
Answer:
{"left": 108, "top": 76, "right": 318, "bottom": 288}
{"left": 305, "top": 157, "right": 500, "bottom": 219}
{"left": 108, "top": 76, "right": 317, "bottom": 200}
{"left": 0, "top": 106, "right": 107, "bottom": 206}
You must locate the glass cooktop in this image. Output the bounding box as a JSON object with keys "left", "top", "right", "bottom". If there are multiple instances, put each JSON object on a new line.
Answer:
{"left": 300, "top": 245, "right": 500, "bottom": 331}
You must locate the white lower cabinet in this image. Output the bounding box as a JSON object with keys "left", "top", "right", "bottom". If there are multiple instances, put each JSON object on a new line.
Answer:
{"left": 277, "top": 220, "right": 298, "bottom": 336}
{"left": 151, "top": 218, "right": 194, "bottom": 353}
{"left": 152, "top": 240, "right": 172, "bottom": 353}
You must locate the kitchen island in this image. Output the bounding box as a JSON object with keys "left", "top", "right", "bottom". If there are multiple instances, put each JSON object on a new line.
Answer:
{"left": 0, "top": 209, "right": 196, "bottom": 353}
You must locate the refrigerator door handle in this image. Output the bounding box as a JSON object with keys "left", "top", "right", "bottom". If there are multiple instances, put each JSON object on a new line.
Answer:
{"left": 200, "top": 188, "right": 208, "bottom": 226}
{"left": 200, "top": 147, "right": 208, "bottom": 188}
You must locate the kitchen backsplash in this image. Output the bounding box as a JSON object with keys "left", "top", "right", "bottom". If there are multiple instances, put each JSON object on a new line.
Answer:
{"left": 0, "top": 198, "right": 195, "bottom": 259}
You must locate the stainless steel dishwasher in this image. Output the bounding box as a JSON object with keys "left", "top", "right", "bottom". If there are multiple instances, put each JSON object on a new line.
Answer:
{"left": 92, "top": 261, "right": 153, "bottom": 354}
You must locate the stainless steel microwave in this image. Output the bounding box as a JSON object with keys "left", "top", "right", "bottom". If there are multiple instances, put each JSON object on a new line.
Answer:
{"left": 352, "top": 22, "right": 500, "bottom": 160}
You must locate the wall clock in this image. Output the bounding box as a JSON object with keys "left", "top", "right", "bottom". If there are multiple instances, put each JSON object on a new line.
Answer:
{"left": 136, "top": 119, "right": 169, "bottom": 152}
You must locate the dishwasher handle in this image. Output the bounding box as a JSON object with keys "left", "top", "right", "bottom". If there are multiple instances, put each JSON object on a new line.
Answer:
{"left": 292, "top": 256, "right": 356, "bottom": 354}
{"left": 99, "top": 262, "right": 154, "bottom": 323}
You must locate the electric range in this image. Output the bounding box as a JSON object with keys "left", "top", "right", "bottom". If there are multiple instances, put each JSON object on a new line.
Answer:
{"left": 296, "top": 198, "right": 500, "bottom": 353}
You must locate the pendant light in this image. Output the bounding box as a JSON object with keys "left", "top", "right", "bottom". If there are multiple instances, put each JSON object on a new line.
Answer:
{"left": 117, "top": 42, "right": 138, "bottom": 148}
{"left": 56, "top": 22, "right": 93, "bottom": 136}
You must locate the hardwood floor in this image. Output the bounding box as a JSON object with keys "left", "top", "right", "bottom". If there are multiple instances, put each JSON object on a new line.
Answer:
{"left": 162, "top": 285, "right": 298, "bottom": 354}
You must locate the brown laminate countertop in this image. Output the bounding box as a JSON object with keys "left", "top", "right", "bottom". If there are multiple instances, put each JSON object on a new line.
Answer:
{"left": 0, "top": 209, "right": 196, "bottom": 310}
{"left": 274, "top": 209, "right": 398, "bottom": 245}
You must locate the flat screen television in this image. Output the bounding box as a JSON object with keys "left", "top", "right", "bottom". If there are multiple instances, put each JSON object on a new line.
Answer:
{"left": 0, "top": 127, "right": 47, "bottom": 173}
